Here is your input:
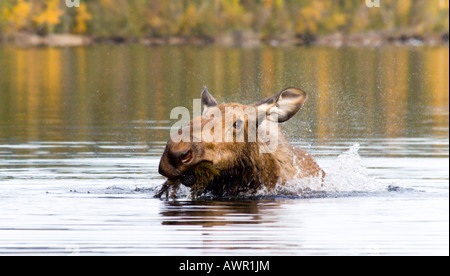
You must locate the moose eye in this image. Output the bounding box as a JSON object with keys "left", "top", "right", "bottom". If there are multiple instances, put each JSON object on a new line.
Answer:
{"left": 233, "top": 119, "right": 243, "bottom": 129}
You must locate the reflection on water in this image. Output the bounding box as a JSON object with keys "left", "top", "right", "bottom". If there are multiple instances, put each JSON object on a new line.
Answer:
{"left": 0, "top": 45, "right": 448, "bottom": 144}
{"left": 160, "top": 200, "right": 270, "bottom": 227}
{"left": 0, "top": 45, "right": 448, "bottom": 255}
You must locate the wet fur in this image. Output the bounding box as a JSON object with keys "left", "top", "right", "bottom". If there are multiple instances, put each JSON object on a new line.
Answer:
{"left": 161, "top": 126, "right": 323, "bottom": 198}
{"left": 157, "top": 88, "right": 325, "bottom": 198}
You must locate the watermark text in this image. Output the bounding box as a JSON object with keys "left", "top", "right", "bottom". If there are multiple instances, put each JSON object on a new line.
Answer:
{"left": 366, "top": 0, "right": 380, "bottom": 8}
{"left": 65, "top": 0, "right": 80, "bottom": 8}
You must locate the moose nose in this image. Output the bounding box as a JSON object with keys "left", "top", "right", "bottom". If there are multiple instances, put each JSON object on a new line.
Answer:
{"left": 158, "top": 143, "right": 195, "bottom": 179}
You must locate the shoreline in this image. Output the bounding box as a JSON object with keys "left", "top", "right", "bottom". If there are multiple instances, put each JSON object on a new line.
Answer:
{"left": 1, "top": 32, "right": 449, "bottom": 48}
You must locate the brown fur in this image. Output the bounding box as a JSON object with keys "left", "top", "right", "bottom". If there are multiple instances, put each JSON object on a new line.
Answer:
{"left": 157, "top": 88, "right": 325, "bottom": 198}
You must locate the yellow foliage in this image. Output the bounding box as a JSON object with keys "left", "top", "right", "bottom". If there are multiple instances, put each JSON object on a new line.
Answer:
{"left": 3, "top": 0, "right": 31, "bottom": 31}
{"left": 73, "top": 3, "right": 92, "bottom": 34}
{"left": 149, "top": 15, "right": 163, "bottom": 29}
{"left": 297, "top": 1, "right": 326, "bottom": 34}
{"left": 34, "top": 0, "right": 64, "bottom": 33}
{"left": 275, "top": 0, "right": 284, "bottom": 9}
{"left": 397, "top": 0, "right": 412, "bottom": 17}
{"left": 222, "top": 0, "right": 245, "bottom": 24}
{"left": 175, "top": 3, "right": 198, "bottom": 35}
{"left": 327, "top": 12, "right": 347, "bottom": 30}
{"left": 0, "top": 0, "right": 448, "bottom": 39}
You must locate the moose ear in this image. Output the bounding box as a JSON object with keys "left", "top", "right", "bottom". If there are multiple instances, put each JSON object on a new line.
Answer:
{"left": 255, "top": 87, "right": 307, "bottom": 123}
{"left": 201, "top": 87, "right": 218, "bottom": 113}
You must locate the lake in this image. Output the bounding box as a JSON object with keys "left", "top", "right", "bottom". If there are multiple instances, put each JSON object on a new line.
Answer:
{"left": 0, "top": 44, "right": 448, "bottom": 255}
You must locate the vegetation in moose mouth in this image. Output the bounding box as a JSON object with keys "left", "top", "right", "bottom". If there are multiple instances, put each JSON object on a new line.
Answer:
{"left": 155, "top": 162, "right": 221, "bottom": 199}
{"left": 156, "top": 161, "right": 270, "bottom": 199}
{"left": 185, "top": 162, "right": 221, "bottom": 197}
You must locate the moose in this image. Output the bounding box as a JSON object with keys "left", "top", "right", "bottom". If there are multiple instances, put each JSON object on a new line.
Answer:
{"left": 156, "top": 87, "right": 324, "bottom": 198}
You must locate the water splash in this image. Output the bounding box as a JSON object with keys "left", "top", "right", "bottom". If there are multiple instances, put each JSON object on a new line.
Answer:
{"left": 150, "top": 143, "right": 387, "bottom": 199}
{"left": 266, "top": 143, "right": 386, "bottom": 197}
{"left": 322, "top": 143, "right": 385, "bottom": 193}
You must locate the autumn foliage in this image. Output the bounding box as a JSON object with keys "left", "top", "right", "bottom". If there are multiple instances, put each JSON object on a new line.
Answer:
{"left": 0, "top": 0, "right": 448, "bottom": 39}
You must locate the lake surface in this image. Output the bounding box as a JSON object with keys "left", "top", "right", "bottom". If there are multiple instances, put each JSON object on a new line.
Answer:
{"left": 0, "top": 44, "right": 448, "bottom": 255}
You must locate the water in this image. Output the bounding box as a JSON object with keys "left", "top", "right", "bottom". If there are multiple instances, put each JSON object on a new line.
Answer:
{"left": 0, "top": 45, "right": 448, "bottom": 255}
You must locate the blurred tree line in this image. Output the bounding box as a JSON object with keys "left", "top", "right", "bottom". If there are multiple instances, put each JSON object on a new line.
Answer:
{"left": 0, "top": 0, "right": 448, "bottom": 40}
